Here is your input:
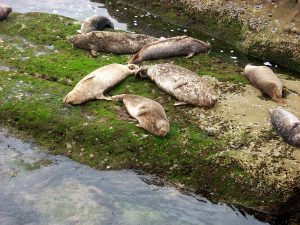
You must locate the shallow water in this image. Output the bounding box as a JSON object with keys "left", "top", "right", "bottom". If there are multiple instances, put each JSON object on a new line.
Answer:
{"left": 0, "top": 128, "right": 269, "bottom": 225}
{"left": 1, "top": 0, "right": 127, "bottom": 30}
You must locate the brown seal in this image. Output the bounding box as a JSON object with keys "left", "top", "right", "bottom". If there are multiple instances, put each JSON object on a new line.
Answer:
{"left": 128, "top": 36, "right": 211, "bottom": 64}
{"left": 270, "top": 108, "right": 300, "bottom": 147}
{"left": 80, "top": 16, "right": 114, "bottom": 34}
{"left": 0, "top": 4, "right": 12, "bottom": 21}
{"left": 244, "top": 65, "right": 287, "bottom": 105}
{"left": 136, "top": 63, "right": 218, "bottom": 107}
{"left": 112, "top": 94, "right": 169, "bottom": 136}
{"left": 64, "top": 64, "right": 139, "bottom": 105}
{"left": 70, "top": 31, "right": 158, "bottom": 56}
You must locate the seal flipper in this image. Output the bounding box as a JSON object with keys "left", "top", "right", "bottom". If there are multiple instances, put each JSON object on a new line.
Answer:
{"left": 174, "top": 102, "right": 188, "bottom": 106}
{"left": 136, "top": 124, "right": 143, "bottom": 128}
{"left": 186, "top": 52, "right": 194, "bottom": 59}
{"left": 91, "top": 50, "right": 99, "bottom": 57}
{"left": 136, "top": 105, "right": 149, "bottom": 116}
{"left": 174, "top": 80, "right": 188, "bottom": 89}
{"left": 96, "top": 94, "right": 112, "bottom": 101}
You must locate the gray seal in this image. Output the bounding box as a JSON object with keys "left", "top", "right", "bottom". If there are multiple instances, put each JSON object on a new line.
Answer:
{"left": 270, "top": 108, "right": 300, "bottom": 147}
{"left": 64, "top": 64, "right": 139, "bottom": 105}
{"left": 80, "top": 16, "right": 114, "bottom": 34}
{"left": 136, "top": 63, "right": 218, "bottom": 107}
{"left": 244, "top": 65, "right": 287, "bottom": 105}
{"left": 128, "top": 36, "right": 211, "bottom": 64}
{"left": 70, "top": 31, "right": 158, "bottom": 56}
{"left": 0, "top": 4, "right": 12, "bottom": 21}
{"left": 112, "top": 94, "right": 169, "bottom": 136}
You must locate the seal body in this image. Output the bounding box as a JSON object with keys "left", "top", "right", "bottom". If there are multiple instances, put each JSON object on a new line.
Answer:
{"left": 128, "top": 36, "right": 211, "bottom": 64}
{"left": 244, "top": 65, "right": 286, "bottom": 105}
{"left": 70, "top": 31, "right": 158, "bottom": 55}
{"left": 80, "top": 16, "right": 114, "bottom": 34}
{"left": 112, "top": 94, "right": 169, "bottom": 136}
{"left": 0, "top": 4, "right": 12, "bottom": 21}
{"left": 64, "top": 64, "right": 139, "bottom": 105}
{"left": 270, "top": 108, "right": 300, "bottom": 147}
{"left": 136, "top": 63, "right": 217, "bottom": 107}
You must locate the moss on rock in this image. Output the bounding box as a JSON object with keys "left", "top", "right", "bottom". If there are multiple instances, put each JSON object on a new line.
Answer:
{"left": 0, "top": 12, "right": 299, "bottom": 222}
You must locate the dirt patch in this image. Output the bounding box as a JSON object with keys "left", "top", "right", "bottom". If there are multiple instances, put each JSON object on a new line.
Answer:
{"left": 184, "top": 76, "right": 300, "bottom": 198}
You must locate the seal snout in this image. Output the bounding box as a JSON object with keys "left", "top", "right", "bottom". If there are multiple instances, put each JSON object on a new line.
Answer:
{"left": 156, "top": 119, "right": 170, "bottom": 137}
{"left": 135, "top": 66, "right": 149, "bottom": 78}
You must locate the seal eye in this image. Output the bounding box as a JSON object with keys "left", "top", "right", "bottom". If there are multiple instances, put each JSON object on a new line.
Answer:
{"left": 70, "top": 36, "right": 75, "bottom": 44}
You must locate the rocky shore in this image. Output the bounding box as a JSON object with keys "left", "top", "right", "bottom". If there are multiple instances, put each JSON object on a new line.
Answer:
{"left": 0, "top": 9, "right": 299, "bottom": 224}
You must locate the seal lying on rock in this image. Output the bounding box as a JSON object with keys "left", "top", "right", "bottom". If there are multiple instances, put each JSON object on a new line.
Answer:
{"left": 128, "top": 36, "right": 211, "bottom": 64}
{"left": 0, "top": 4, "right": 12, "bottom": 21}
{"left": 270, "top": 108, "right": 300, "bottom": 147}
{"left": 80, "top": 16, "right": 114, "bottom": 34}
{"left": 244, "top": 65, "right": 287, "bottom": 105}
{"left": 136, "top": 63, "right": 218, "bottom": 107}
{"left": 64, "top": 64, "right": 139, "bottom": 105}
{"left": 70, "top": 31, "right": 158, "bottom": 56}
{"left": 112, "top": 94, "right": 169, "bottom": 136}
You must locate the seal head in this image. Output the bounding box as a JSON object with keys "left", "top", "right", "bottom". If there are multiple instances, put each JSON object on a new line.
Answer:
{"left": 80, "top": 16, "right": 114, "bottom": 34}
{"left": 0, "top": 4, "right": 12, "bottom": 21}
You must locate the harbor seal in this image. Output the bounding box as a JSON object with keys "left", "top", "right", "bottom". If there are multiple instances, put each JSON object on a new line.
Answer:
{"left": 70, "top": 31, "right": 158, "bottom": 56}
{"left": 244, "top": 65, "right": 287, "bottom": 105}
{"left": 80, "top": 16, "right": 114, "bottom": 34}
{"left": 64, "top": 64, "right": 139, "bottom": 105}
{"left": 136, "top": 63, "right": 218, "bottom": 107}
{"left": 0, "top": 4, "right": 12, "bottom": 21}
{"left": 128, "top": 36, "right": 211, "bottom": 64}
{"left": 270, "top": 108, "right": 300, "bottom": 147}
{"left": 112, "top": 94, "right": 169, "bottom": 136}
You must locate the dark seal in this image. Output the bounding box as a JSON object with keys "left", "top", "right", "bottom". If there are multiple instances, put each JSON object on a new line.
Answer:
{"left": 0, "top": 4, "right": 12, "bottom": 21}
{"left": 80, "top": 16, "right": 114, "bottom": 34}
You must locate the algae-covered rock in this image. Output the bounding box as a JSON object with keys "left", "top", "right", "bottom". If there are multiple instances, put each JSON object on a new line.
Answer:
{"left": 0, "top": 12, "right": 299, "bottom": 223}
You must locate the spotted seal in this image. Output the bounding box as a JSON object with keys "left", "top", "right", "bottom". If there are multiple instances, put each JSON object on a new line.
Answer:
{"left": 128, "top": 36, "right": 211, "bottom": 64}
{"left": 0, "top": 4, "right": 12, "bottom": 21}
{"left": 112, "top": 94, "right": 169, "bottom": 136}
{"left": 64, "top": 64, "right": 139, "bottom": 105}
{"left": 270, "top": 108, "right": 300, "bottom": 147}
{"left": 244, "top": 65, "right": 287, "bottom": 105}
{"left": 70, "top": 31, "right": 158, "bottom": 56}
{"left": 80, "top": 16, "right": 114, "bottom": 34}
{"left": 136, "top": 63, "right": 218, "bottom": 107}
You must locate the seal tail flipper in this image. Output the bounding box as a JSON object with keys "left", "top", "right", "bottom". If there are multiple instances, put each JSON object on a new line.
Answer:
{"left": 96, "top": 94, "right": 112, "bottom": 101}
{"left": 111, "top": 94, "right": 128, "bottom": 101}
{"left": 186, "top": 52, "right": 194, "bottom": 59}
{"left": 174, "top": 102, "right": 188, "bottom": 106}
{"left": 128, "top": 53, "right": 142, "bottom": 64}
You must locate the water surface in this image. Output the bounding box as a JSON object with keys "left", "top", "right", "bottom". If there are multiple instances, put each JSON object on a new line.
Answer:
{"left": 1, "top": 0, "right": 127, "bottom": 30}
{"left": 0, "top": 128, "right": 269, "bottom": 225}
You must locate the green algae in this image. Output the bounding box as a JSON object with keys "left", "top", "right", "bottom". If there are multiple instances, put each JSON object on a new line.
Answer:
{"left": 0, "top": 12, "right": 291, "bottom": 216}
